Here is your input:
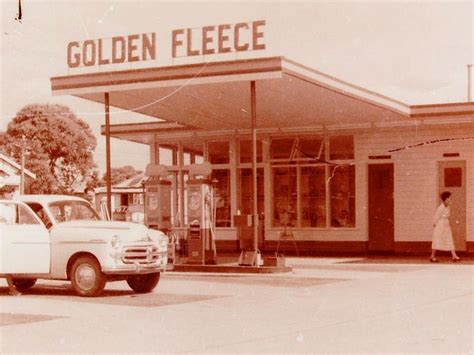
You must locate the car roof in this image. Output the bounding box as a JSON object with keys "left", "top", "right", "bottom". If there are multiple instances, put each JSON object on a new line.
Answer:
{"left": 0, "top": 199, "right": 27, "bottom": 204}
{"left": 17, "top": 195, "right": 88, "bottom": 203}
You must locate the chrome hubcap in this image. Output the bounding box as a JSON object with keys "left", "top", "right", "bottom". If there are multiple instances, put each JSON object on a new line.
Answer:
{"left": 75, "top": 264, "right": 96, "bottom": 290}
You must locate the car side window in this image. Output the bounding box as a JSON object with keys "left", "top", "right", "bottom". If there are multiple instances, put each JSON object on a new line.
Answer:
{"left": 49, "top": 205, "right": 64, "bottom": 222}
{"left": 26, "top": 202, "right": 53, "bottom": 228}
{"left": 0, "top": 203, "right": 39, "bottom": 225}
{"left": 17, "top": 205, "right": 40, "bottom": 225}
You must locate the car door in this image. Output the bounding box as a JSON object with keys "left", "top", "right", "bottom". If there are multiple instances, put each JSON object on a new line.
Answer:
{"left": 0, "top": 201, "right": 50, "bottom": 274}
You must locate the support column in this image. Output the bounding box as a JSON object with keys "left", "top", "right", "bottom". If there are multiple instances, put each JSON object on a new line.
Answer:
{"left": 251, "top": 81, "right": 258, "bottom": 252}
{"left": 105, "top": 92, "right": 112, "bottom": 219}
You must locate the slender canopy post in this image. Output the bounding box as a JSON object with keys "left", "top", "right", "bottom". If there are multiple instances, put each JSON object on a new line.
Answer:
{"left": 251, "top": 81, "right": 258, "bottom": 252}
{"left": 105, "top": 92, "right": 112, "bottom": 219}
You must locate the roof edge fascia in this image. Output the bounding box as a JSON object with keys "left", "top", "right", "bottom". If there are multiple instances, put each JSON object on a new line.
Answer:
{"left": 51, "top": 56, "right": 284, "bottom": 96}
{"left": 281, "top": 57, "right": 410, "bottom": 117}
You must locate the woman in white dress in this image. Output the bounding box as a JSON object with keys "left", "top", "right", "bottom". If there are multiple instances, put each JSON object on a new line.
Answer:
{"left": 430, "top": 191, "right": 461, "bottom": 262}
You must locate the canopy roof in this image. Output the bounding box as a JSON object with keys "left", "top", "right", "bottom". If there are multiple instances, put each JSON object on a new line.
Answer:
{"left": 51, "top": 57, "right": 414, "bottom": 131}
{"left": 51, "top": 57, "right": 473, "bottom": 145}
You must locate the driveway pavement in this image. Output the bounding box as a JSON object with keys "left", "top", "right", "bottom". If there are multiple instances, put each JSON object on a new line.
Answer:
{"left": 1, "top": 256, "right": 473, "bottom": 354}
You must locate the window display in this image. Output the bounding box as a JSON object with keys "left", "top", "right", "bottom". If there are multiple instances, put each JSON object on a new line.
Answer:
{"left": 330, "top": 165, "right": 355, "bottom": 227}
{"left": 272, "top": 167, "right": 297, "bottom": 227}
{"left": 270, "top": 135, "right": 355, "bottom": 229}
{"left": 300, "top": 166, "right": 326, "bottom": 227}
{"left": 238, "top": 168, "right": 264, "bottom": 215}
{"left": 212, "top": 169, "right": 231, "bottom": 227}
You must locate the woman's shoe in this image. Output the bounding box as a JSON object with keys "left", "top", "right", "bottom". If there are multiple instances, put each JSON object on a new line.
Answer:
{"left": 430, "top": 257, "right": 439, "bottom": 263}
{"left": 452, "top": 257, "right": 461, "bottom": 262}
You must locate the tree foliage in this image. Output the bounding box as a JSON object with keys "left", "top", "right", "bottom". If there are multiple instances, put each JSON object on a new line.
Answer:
{"left": 101, "top": 165, "right": 142, "bottom": 186}
{"left": 1, "top": 104, "right": 97, "bottom": 193}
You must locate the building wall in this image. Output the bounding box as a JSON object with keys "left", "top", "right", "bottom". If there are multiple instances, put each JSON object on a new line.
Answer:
{"left": 358, "top": 126, "right": 473, "bottom": 249}
{"left": 150, "top": 124, "right": 473, "bottom": 253}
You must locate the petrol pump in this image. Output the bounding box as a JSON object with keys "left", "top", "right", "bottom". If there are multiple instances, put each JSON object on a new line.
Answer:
{"left": 186, "top": 163, "right": 217, "bottom": 265}
{"left": 143, "top": 164, "right": 172, "bottom": 232}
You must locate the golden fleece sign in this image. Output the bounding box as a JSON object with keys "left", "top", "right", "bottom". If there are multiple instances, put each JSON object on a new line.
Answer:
{"left": 67, "top": 20, "right": 266, "bottom": 68}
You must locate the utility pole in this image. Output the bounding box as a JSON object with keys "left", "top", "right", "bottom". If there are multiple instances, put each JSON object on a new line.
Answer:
{"left": 105, "top": 92, "right": 112, "bottom": 220}
{"left": 20, "top": 135, "right": 26, "bottom": 195}
{"left": 468, "top": 64, "right": 473, "bottom": 102}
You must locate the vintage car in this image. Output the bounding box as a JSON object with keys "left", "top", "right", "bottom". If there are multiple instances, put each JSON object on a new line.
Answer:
{"left": 0, "top": 195, "right": 168, "bottom": 297}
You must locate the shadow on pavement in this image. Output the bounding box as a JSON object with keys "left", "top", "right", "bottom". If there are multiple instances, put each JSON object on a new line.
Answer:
{"left": 0, "top": 284, "right": 226, "bottom": 307}
{"left": 0, "top": 284, "right": 134, "bottom": 297}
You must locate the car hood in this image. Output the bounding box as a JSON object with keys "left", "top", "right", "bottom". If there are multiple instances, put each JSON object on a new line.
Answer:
{"left": 53, "top": 220, "right": 167, "bottom": 244}
{"left": 57, "top": 220, "right": 147, "bottom": 231}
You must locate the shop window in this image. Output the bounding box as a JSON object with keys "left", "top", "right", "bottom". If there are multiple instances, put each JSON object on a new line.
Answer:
{"left": 132, "top": 193, "right": 143, "bottom": 205}
{"left": 183, "top": 141, "right": 204, "bottom": 166}
{"left": 329, "top": 135, "right": 354, "bottom": 160}
{"left": 211, "top": 169, "right": 231, "bottom": 227}
{"left": 297, "top": 137, "right": 325, "bottom": 161}
{"left": 267, "top": 135, "right": 356, "bottom": 229}
{"left": 208, "top": 141, "right": 229, "bottom": 164}
{"left": 159, "top": 147, "right": 175, "bottom": 165}
{"left": 270, "top": 138, "right": 295, "bottom": 160}
{"left": 272, "top": 167, "right": 297, "bottom": 227}
{"left": 270, "top": 137, "right": 325, "bottom": 162}
{"left": 238, "top": 168, "right": 264, "bottom": 215}
{"left": 239, "top": 140, "right": 263, "bottom": 163}
{"left": 444, "top": 168, "right": 462, "bottom": 187}
{"left": 330, "top": 165, "right": 355, "bottom": 227}
{"left": 300, "top": 166, "right": 327, "bottom": 227}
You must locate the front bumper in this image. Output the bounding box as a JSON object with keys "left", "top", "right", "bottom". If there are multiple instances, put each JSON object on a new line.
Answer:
{"left": 104, "top": 244, "right": 168, "bottom": 274}
{"left": 102, "top": 262, "right": 166, "bottom": 275}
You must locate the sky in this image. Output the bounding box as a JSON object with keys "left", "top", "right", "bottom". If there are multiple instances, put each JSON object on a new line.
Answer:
{"left": 1, "top": 0, "right": 473, "bottom": 175}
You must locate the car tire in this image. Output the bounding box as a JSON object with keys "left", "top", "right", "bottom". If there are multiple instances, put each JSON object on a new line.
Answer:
{"left": 127, "top": 273, "right": 160, "bottom": 293}
{"left": 12, "top": 278, "right": 37, "bottom": 291}
{"left": 70, "top": 256, "right": 106, "bottom": 297}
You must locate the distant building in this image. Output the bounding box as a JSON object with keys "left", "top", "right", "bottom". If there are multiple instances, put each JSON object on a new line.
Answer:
{"left": 0, "top": 153, "right": 36, "bottom": 196}
{"left": 94, "top": 173, "right": 146, "bottom": 222}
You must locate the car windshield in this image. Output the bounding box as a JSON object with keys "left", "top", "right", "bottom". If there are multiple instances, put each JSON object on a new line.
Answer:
{"left": 48, "top": 200, "right": 101, "bottom": 223}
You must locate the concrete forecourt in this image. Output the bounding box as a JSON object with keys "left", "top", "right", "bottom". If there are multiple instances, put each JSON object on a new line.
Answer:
{"left": 1, "top": 256, "right": 473, "bottom": 354}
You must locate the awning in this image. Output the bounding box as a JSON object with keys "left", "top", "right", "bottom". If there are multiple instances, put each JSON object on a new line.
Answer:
{"left": 51, "top": 56, "right": 411, "bottom": 133}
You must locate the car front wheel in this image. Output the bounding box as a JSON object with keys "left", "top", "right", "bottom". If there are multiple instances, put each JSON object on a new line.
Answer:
{"left": 70, "top": 256, "right": 106, "bottom": 297}
{"left": 127, "top": 273, "right": 160, "bottom": 293}
{"left": 12, "top": 278, "right": 37, "bottom": 291}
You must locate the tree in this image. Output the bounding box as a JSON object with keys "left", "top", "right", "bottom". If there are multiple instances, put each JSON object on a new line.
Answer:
{"left": 101, "top": 166, "right": 142, "bottom": 186}
{"left": 1, "top": 104, "right": 97, "bottom": 194}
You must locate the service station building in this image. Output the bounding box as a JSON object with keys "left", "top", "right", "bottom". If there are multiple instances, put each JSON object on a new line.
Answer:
{"left": 51, "top": 23, "right": 474, "bottom": 255}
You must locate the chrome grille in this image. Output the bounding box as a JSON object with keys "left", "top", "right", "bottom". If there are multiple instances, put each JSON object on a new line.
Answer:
{"left": 122, "top": 245, "right": 160, "bottom": 264}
